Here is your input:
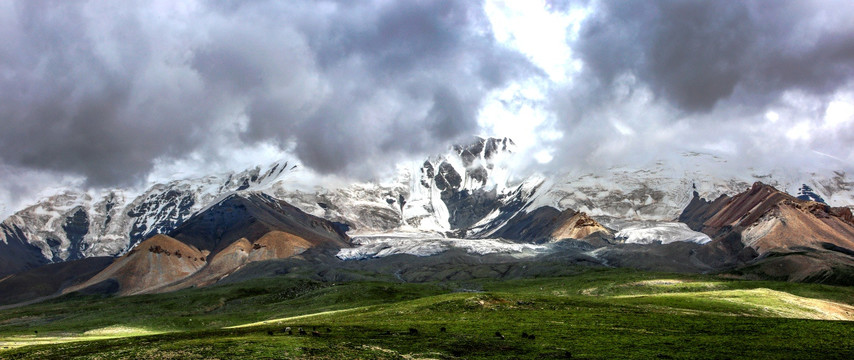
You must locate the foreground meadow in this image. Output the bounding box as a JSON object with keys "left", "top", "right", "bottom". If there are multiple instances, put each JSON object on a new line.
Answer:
{"left": 1, "top": 267, "right": 853, "bottom": 359}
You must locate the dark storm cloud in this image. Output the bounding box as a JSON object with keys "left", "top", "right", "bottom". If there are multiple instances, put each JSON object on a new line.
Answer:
{"left": 571, "top": 0, "right": 854, "bottom": 112}
{"left": 539, "top": 0, "right": 854, "bottom": 172}
{"left": 0, "top": 0, "right": 538, "bottom": 186}
{"left": 200, "top": 0, "right": 538, "bottom": 176}
{"left": 0, "top": 1, "right": 213, "bottom": 186}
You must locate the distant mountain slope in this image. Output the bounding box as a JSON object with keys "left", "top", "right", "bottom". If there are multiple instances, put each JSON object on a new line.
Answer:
{"left": 271, "top": 136, "right": 519, "bottom": 235}
{"left": 64, "top": 193, "right": 350, "bottom": 295}
{"left": 158, "top": 230, "right": 317, "bottom": 292}
{"left": 0, "top": 257, "right": 113, "bottom": 305}
{"left": 0, "top": 221, "right": 49, "bottom": 277}
{"left": 680, "top": 182, "right": 854, "bottom": 284}
{"left": 2, "top": 137, "right": 853, "bottom": 279}
{"left": 168, "top": 193, "right": 349, "bottom": 256}
{"left": 682, "top": 182, "right": 854, "bottom": 252}
{"left": 0, "top": 161, "right": 296, "bottom": 275}
{"left": 484, "top": 206, "right": 611, "bottom": 245}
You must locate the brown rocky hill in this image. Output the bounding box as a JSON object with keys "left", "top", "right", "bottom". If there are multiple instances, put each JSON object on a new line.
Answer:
{"left": 680, "top": 182, "right": 854, "bottom": 284}
{"left": 66, "top": 193, "right": 351, "bottom": 296}
{"left": 488, "top": 206, "right": 612, "bottom": 245}
{"left": 65, "top": 234, "right": 207, "bottom": 296}
{"left": 158, "top": 231, "right": 316, "bottom": 292}
{"left": 168, "top": 193, "right": 349, "bottom": 256}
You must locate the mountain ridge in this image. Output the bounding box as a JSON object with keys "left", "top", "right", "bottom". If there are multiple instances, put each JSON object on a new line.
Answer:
{"left": 2, "top": 138, "right": 853, "bottom": 280}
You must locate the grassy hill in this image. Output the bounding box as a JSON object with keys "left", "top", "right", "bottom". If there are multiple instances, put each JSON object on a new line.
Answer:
{"left": 1, "top": 267, "right": 853, "bottom": 359}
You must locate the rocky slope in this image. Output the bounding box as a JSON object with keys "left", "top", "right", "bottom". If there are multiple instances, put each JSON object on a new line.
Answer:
{"left": 66, "top": 193, "right": 350, "bottom": 295}
{"left": 680, "top": 182, "right": 854, "bottom": 284}
{"left": 0, "top": 161, "right": 297, "bottom": 276}
{"left": 65, "top": 234, "right": 208, "bottom": 296}
{"left": 681, "top": 182, "right": 854, "bottom": 253}
{"left": 2, "top": 137, "right": 853, "bottom": 278}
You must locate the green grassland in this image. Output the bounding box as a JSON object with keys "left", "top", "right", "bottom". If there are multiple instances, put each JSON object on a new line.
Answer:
{"left": 1, "top": 267, "right": 853, "bottom": 359}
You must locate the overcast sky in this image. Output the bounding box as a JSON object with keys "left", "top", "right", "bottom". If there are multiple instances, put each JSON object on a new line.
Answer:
{"left": 2, "top": 0, "right": 854, "bottom": 217}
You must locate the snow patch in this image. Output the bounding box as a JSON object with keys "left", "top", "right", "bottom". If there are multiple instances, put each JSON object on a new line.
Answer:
{"left": 599, "top": 218, "right": 711, "bottom": 245}
{"left": 336, "top": 233, "right": 550, "bottom": 260}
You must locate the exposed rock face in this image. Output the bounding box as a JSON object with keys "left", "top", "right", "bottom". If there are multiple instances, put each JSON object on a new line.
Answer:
{"left": 158, "top": 230, "right": 317, "bottom": 293}
{"left": 67, "top": 192, "right": 347, "bottom": 296}
{"left": 269, "top": 137, "right": 520, "bottom": 236}
{"left": 62, "top": 207, "right": 90, "bottom": 261}
{"left": 126, "top": 189, "right": 196, "bottom": 243}
{"left": 486, "top": 206, "right": 561, "bottom": 242}
{"left": 797, "top": 184, "right": 826, "bottom": 203}
{"left": 159, "top": 231, "right": 310, "bottom": 292}
{"left": 682, "top": 182, "right": 854, "bottom": 252}
{"left": 248, "top": 231, "right": 312, "bottom": 261}
{"left": 680, "top": 182, "right": 854, "bottom": 283}
{"left": 678, "top": 192, "right": 731, "bottom": 232}
{"left": 417, "top": 137, "right": 516, "bottom": 233}
{"left": 66, "top": 234, "right": 207, "bottom": 296}
{"left": 0, "top": 161, "right": 297, "bottom": 276}
{"left": 168, "top": 193, "right": 349, "bottom": 257}
{"left": 3, "top": 137, "right": 854, "bottom": 285}
{"left": 0, "top": 220, "right": 49, "bottom": 277}
{"left": 487, "top": 206, "right": 611, "bottom": 244}
{"left": 551, "top": 212, "right": 612, "bottom": 241}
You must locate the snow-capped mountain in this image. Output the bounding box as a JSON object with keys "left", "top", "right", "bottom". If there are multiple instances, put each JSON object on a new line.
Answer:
{"left": 0, "top": 161, "right": 297, "bottom": 275}
{"left": 518, "top": 152, "right": 854, "bottom": 222}
{"left": 2, "top": 136, "right": 853, "bottom": 276}
{"left": 271, "top": 137, "right": 519, "bottom": 236}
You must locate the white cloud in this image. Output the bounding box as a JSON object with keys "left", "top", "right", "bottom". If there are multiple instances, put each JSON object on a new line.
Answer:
{"left": 534, "top": 150, "right": 554, "bottom": 164}
{"left": 764, "top": 111, "right": 779, "bottom": 123}
{"left": 484, "top": 0, "right": 579, "bottom": 82}
{"left": 824, "top": 100, "right": 854, "bottom": 129}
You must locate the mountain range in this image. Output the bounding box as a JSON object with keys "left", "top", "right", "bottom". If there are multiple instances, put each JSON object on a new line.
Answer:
{"left": 2, "top": 137, "right": 854, "bottom": 305}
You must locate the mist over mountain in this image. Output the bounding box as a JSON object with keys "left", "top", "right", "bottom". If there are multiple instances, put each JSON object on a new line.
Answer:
{"left": 2, "top": 136, "right": 852, "bottom": 292}
{"left": 1, "top": 1, "right": 853, "bottom": 221}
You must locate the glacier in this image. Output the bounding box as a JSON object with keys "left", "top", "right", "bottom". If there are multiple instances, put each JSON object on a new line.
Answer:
{"left": 336, "top": 233, "right": 551, "bottom": 260}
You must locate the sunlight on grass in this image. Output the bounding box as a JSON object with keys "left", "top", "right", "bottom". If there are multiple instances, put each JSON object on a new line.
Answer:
{"left": 616, "top": 288, "right": 854, "bottom": 321}
{"left": 3, "top": 272, "right": 854, "bottom": 358}
{"left": 83, "top": 325, "right": 158, "bottom": 336}
{"left": 627, "top": 279, "right": 725, "bottom": 289}
{"left": 581, "top": 279, "right": 728, "bottom": 296}
{"left": 0, "top": 325, "right": 165, "bottom": 351}
{"left": 225, "top": 306, "right": 368, "bottom": 329}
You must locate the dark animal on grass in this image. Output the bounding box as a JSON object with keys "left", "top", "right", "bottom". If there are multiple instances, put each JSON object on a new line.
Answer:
{"left": 440, "top": 327, "right": 447, "bottom": 333}
{"left": 267, "top": 330, "right": 274, "bottom": 336}
{"left": 522, "top": 331, "right": 528, "bottom": 338}
{"left": 283, "top": 327, "right": 292, "bottom": 334}
{"left": 298, "top": 327, "right": 307, "bottom": 335}
{"left": 326, "top": 328, "right": 331, "bottom": 333}
{"left": 495, "top": 331, "right": 505, "bottom": 340}
{"left": 528, "top": 334, "right": 536, "bottom": 340}
{"left": 409, "top": 328, "right": 419, "bottom": 335}
{"left": 311, "top": 331, "right": 321, "bottom": 337}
